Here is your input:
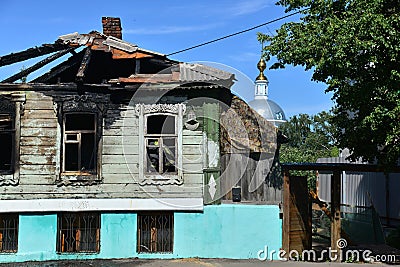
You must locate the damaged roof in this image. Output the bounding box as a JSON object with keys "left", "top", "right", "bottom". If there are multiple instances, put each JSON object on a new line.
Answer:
{"left": 220, "top": 96, "right": 278, "bottom": 154}
{"left": 0, "top": 29, "right": 235, "bottom": 88}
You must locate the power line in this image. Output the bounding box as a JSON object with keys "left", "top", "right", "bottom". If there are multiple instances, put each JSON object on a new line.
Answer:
{"left": 167, "top": 9, "right": 306, "bottom": 56}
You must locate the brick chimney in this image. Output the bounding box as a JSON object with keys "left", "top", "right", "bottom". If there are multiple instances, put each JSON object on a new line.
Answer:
{"left": 102, "top": 17, "right": 122, "bottom": 39}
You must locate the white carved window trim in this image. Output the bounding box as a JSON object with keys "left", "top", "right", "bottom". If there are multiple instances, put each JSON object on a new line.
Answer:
{"left": 0, "top": 93, "right": 25, "bottom": 186}
{"left": 136, "top": 104, "right": 185, "bottom": 185}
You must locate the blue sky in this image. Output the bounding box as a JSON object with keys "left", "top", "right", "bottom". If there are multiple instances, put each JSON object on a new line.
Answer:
{"left": 0, "top": 0, "right": 334, "bottom": 118}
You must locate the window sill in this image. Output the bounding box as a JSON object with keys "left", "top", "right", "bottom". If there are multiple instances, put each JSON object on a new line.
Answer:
{"left": 140, "top": 174, "right": 183, "bottom": 186}
{"left": 57, "top": 173, "right": 101, "bottom": 186}
{"left": 137, "top": 251, "right": 173, "bottom": 254}
{"left": 0, "top": 173, "right": 18, "bottom": 186}
{"left": 56, "top": 251, "right": 100, "bottom": 254}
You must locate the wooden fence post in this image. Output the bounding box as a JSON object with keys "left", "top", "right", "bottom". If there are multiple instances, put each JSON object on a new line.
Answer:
{"left": 282, "top": 169, "right": 290, "bottom": 253}
{"left": 331, "top": 171, "right": 342, "bottom": 261}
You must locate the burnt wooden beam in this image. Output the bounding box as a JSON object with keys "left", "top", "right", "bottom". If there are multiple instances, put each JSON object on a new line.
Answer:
{"left": 76, "top": 48, "right": 92, "bottom": 83}
{"left": 32, "top": 50, "right": 84, "bottom": 83}
{"left": 0, "top": 42, "right": 71, "bottom": 67}
{"left": 1, "top": 48, "right": 75, "bottom": 83}
{"left": 0, "top": 83, "right": 77, "bottom": 91}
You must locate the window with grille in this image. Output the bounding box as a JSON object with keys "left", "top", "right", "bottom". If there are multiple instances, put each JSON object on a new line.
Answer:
{"left": 63, "top": 113, "right": 97, "bottom": 174}
{"left": 137, "top": 213, "right": 173, "bottom": 253}
{"left": 0, "top": 115, "right": 14, "bottom": 174}
{"left": 57, "top": 212, "right": 100, "bottom": 253}
{"left": 145, "top": 115, "right": 177, "bottom": 174}
{"left": 0, "top": 214, "right": 18, "bottom": 253}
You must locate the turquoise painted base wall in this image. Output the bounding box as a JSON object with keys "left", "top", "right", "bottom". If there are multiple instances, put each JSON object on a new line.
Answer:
{"left": 0, "top": 204, "right": 281, "bottom": 263}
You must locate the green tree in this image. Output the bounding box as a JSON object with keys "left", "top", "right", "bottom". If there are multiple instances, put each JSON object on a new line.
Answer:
{"left": 19, "top": 65, "right": 27, "bottom": 83}
{"left": 259, "top": 0, "right": 400, "bottom": 169}
{"left": 279, "top": 111, "right": 339, "bottom": 190}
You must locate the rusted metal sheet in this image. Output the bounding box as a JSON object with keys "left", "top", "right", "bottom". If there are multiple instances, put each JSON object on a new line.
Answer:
{"left": 111, "top": 74, "right": 174, "bottom": 84}
{"left": 111, "top": 51, "right": 153, "bottom": 59}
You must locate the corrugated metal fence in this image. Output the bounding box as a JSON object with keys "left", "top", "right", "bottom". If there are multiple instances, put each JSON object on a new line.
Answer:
{"left": 317, "top": 157, "right": 400, "bottom": 225}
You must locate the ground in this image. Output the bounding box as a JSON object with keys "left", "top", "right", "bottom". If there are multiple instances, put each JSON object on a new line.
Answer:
{"left": 0, "top": 259, "right": 392, "bottom": 267}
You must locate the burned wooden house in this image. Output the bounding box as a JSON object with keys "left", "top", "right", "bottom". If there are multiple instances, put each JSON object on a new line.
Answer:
{"left": 0, "top": 17, "right": 282, "bottom": 262}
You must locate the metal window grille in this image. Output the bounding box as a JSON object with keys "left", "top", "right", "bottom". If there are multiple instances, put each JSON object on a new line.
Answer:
{"left": 0, "top": 214, "right": 18, "bottom": 253}
{"left": 137, "top": 213, "right": 173, "bottom": 253}
{"left": 57, "top": 212, "right": 100, "bottom": 253}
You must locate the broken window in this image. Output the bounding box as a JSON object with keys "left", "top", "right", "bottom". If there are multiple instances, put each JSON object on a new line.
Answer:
{"left": 137, "top": 212, "right": 173, "bottom": 253}
{"left": 63, "top": 113, "right": 96, "bottom": 174}
{"left": 145, "top": 115, "right": 177, "bottom": 174}
{"left": 57, "top": 212, "right": 100, "bottom": 253}
{"left": 0, "top": 115, "right": 14, "bottom": 173}
{"left": 136, "top": 103, "right": 184, "bottom": 185}
{"left": 0, "top": 214, "right": 18, "bottom": 253}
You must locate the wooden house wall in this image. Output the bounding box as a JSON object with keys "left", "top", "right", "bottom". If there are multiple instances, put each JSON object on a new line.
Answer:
{"left": 0, "top": 91, "right": 204, "bottom": 200}
{"left": 221, "top": 153, "right": 282, "bottom": 204}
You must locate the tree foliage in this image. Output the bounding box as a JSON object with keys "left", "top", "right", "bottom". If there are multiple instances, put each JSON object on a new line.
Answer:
{"left": 259, "top": 0, "right": 400, "bottom": 169}
{"left": 279, "top": 111, "right": 339, "bottom": 189}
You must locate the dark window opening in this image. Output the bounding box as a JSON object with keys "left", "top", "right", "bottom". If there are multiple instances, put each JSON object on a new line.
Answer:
{"left": 63, "top": 113, "right": 96, "bottom": 173}
{"left": 0, "top": 115, "right": 14, "bottom": 173}
{"left": 137, "top": 213, "right": 173, "bottom": 253}
{"left": 146, "top": 115, "right": 175, "bottom": 134}
{"left": 65, "top": 113, "right": 96, "bottom": 131}
{"left": 0, "top": 214, "right": 18, "bottom": 253}
{"left": 139, "top": 58, "right": 174, "bottom": 74}
{"left": 145, "top": 115, "right": 177, "bottom": 174}
{"left": 57, "top": 212, "right": 100, "bottom": 253}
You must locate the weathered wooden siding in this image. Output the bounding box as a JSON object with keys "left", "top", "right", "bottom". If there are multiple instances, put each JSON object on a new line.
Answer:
{"left": 221, "top": 153, "right": 282, "bottom": 204}
{"left": 0, "top": 91, "right": 204, "bottom": 200}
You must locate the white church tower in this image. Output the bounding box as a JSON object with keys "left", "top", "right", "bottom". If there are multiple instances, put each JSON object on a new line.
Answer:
{"left": 249, "top": 56, "right": 287, "bottom": 127}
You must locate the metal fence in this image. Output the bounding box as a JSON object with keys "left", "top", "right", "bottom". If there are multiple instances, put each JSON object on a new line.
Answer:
{"left": 317, "top": 157, "right": 400, "bottom": 225}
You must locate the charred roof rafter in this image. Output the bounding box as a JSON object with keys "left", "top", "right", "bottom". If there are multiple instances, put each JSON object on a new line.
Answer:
{"left": 32, "top": 50, "right": 85, "bottom": 83}
{"left": 76, "top": 48, "right": 92, "bottom": 83}
{"left": 0, "top": 42, "right": 72, "bottom": 67}
{"left": 1, "top": 48, "right": 76, "bottom": 83}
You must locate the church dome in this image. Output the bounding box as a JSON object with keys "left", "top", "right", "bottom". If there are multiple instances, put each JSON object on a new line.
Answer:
{"left": 248, "top": 98, "right": 286, "bottom": 127}
{"left": 248, "top": 57, "right": 287, "bottom": 127}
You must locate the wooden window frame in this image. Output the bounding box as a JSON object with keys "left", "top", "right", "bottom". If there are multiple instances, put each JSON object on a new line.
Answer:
{"left": 0, "top": 94, "right": 25, "bottom": 186}
{"left": 0, "top": 114, "right": 15, "bottom": 175}
{"left": 57, "top": 212, "right": 100, "bottom": 253}
{"left": 62, "top": 112, "right": 97, "bottom": 175}
{"left": 136, "top": 104, "right": 185, "bottom": 186}
{"left": 53, "top": 94, "right": 108, "bottom": 186}
{"left": 144, "top": 114, "right": 178, "bottom": 175}
{"left": 137, "top": 212, "right": 173, "bottom": 254}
